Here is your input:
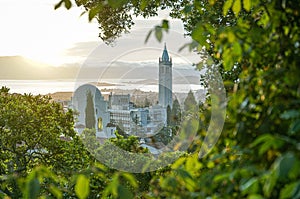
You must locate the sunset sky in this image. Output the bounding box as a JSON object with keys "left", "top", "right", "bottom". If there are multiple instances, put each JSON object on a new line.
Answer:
{"left": 0, "top": 0, "right": 199, "bottom": 67}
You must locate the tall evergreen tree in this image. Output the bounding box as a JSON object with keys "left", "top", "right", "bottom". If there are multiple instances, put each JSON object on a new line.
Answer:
{"left": 184, "top": 90, "right": 197, "bottom": 112}
{"left": 144, "top": 97, "right": 151, "bottom": 107}
{"left": 166, "top": 105, "right": 171, "bottom": 126}
{"left": 171, "top": 98, "right": 181, "bottom": 126}
{"left": 85, "top": 90, "right": 96, "bottom": 129}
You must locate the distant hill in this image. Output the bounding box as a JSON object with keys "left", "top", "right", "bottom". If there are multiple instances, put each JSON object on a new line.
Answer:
{"left": 46, "top": 92, "right": 73, "bottom": 101}
{"left": 0, "top": 56, "right": 202, "bottom": 81}
{"left": 0, "top": 56, "right": 79, "bottom": 80}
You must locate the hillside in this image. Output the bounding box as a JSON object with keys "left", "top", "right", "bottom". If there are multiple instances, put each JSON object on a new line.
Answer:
{"left": 0, "top": 56, "right": 79, "bottom": 80}
{"left": 0, "top": 56, "right": 202, "bottom": 81}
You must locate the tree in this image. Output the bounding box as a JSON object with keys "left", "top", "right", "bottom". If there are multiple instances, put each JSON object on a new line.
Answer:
{"left": 171, "top": 98, "right": 181, "bottom": 126}
{"left": 54, "top": 0, "right": 171, "bottom": 44}
{"left": 85, "top": 90, "right": 96, "bottom": 129}
{"left": 54, "top": 0, "right": 162, "bottom": 44}
{"left": 0, "top": 87, "right": 93, "bottom": 198}
{"left": 144, "top": 97, "right": 151, "bottom": 107}
{"left": 166, "top": 105, "right": 171, "bottom": 126}
{"left": 81, "top": 128, "right": 99, "bottom": 151}
{"left": 51, "top": 0, "right": 300, "bottom": 198}
{"left": 145, "top": 1, "right": 300, "bottom": 198}
{"left": 183, "top": 90, "right": 197, "bottom": 112}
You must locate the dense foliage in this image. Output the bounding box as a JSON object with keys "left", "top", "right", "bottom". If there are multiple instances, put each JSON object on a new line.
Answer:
{"left": 1, "top": 0, "right": 299, "bottom": 198}
{"left": 0, "top": 87, "right": 93, "bottom": 198}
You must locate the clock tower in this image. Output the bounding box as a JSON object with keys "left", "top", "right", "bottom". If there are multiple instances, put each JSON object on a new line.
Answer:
{"left": 159, "top": 43, "right": 172, "bottom": 108}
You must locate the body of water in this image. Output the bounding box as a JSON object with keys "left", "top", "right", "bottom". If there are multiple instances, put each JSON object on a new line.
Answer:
{"left": 0, "top": 80, "right": 203, "bottom": 95}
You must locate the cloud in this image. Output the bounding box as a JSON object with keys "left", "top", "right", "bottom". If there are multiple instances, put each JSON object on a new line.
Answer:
{"left": 64, "top": 41, "right": 100, "bottom": 57}
{"left": 63, "top": 19, "right": 200, "bottom": 66}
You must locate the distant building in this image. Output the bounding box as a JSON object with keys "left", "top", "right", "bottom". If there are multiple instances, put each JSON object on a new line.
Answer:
{"left": 106, "top": 123, "right": 117, "bottom": 137}
{"left": 72, "top": 44, "right": 174, "bottom": 154}
{"left": 108, "top": 93, "right": 131, "bottom": 110}
{"left": 148, "top": 104, "right": 166, "bottom": 134}
{"left": 108, "top": 108, "right": 149, "bottom": 135}
{"left": 130, "top": 108, "right": 149, "bottom": 127}
{"left": 72, "top": 84, "right": 110, "bottom": 133}
{"left": 108, "top": 109, "right": 132, "bottom": 133}
{"left": 159, "top": 43, "right": 172, "bottom": 108}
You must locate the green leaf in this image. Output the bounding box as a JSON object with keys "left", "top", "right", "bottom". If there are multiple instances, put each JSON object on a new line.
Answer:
{"left": 223, "top": 47, "right": 235, "bottom": 70}
{"left": 280, "top": 181, "right": 300, "bottom": 199}
{"left": 154, "top": 26, "right": 163, "bottom": 42}
{"left": 75, "top": 175, "right": 90, "bottom": 199}
{"left": 80, "top": 11, "right": 86, "bottom": 17}
{"left": 232, "top": 0, "right": 241, "bottom": 17}
{"left": 171, "top": 157, "right": 186, "bottom": 169}
{"left": 49, "top": 185, "right": 62, "bottom": 199}
{"left": 27, "top": 178, "right": 40, "bottom": 199}
{"left": 160, "top": 176, "right": 178, "bottom": 189}
{"left": 263, "top": 170, "right": 277, "bottom": 197}
{"left": 178, "top": 41, "right": 199, "bottom": 52}
{"left": 240, "top": 178, "right": 259, "bottom": 194}
{"left": 251, "top": 134, "right": 284, "bottom": 156}
{"left": 118, "top": 185, "right": 134, "bottom": 199}
{"left": 243, "top": 0, "right": 251, "bottom": 11}
{"left": 247, "top": 194, "right": 265, "bottom": 199}
{"left": 162, "top": 20, "right": 169, "bottom": 32}
{"left": 64, "top": 0, "right": 72, "bottom": 9}
{"left": 257, "top": 11, "right": 270, "bottom": 28}
{"left": 54, "top": 0, "right": 64, "bottom": 10}
{"left": 183, "top": 4, "right": 192, "bottom": 14}
{"left": 223, "top": 0, "right": 233, "bottom": 16}
{"left": 232, "top": 41, "right": 242, "bottom": 57}
{"left": 140, "top": 0, "right": 148, "bottom": 10}
{"left": 108, "top": 0, "right": 126, "bottom": 8}
{"left": 24, "top": 171, "right": 40, "bottom": 199}
{"left": 227, "top": 31, "right": 236, "bottom": 42}
{"left": 288, "top": 159, "right": 300, "bottom": 179}
{"left": 185, "top": 154, "right": 203, "bottom": 171}
{"left": 276, "top": 153, "right": 296, "bottom": 180}
{"left": 289, "top": 119, "right": 300, "bottom": 135}
{"left": 178, "top": 43, "right": 190, "bottom": 52}
{"left": 121, "top": 173, "right": 138, "bottom": 188}
{"left": 252, "top": 134, "right": 271, "bottom": 146}
{"left": 208, "top": 0, "right": 216, "bottom": 5}
{"left": 213, "top": 172, "right": 231, "bottom": 182}
{"left": 191, "top": 24, "right": 207, "bottom": 46}
{"left": 280, "top": 110, "right": 300, "bottom": 119}
{"left": 103, "top": 174, "right": 119, "bottom": 197}
{"left": 88, "top": 6, "right": 101, "bottom": 22}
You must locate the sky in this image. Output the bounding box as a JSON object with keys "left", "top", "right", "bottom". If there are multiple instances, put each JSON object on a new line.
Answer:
{"left": 0, "top": 0, "right": 99, "bottom": 66}
{"left": 0, "top": 0, "right": 199, "bottom": 67}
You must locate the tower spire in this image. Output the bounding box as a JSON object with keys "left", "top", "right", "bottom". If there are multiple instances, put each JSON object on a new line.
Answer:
{"left": 161, "top": 42, "right": 169, "bottom": 62}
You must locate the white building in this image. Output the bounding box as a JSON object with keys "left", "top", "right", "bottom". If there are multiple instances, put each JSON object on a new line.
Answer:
{"left": 72, "top": 44, "right": 172, "bottom": 141}
{"left": 72, "top": 84, "right": 110, "bottom": 134}
{"left": 108, "top": 94, "right": 131, "bottom": 110}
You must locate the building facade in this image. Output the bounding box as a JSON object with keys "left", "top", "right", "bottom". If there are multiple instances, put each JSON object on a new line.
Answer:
{"left": 72, "top": 44, "right": 172, "bottom": 138}
{"left": 72, "top": 84, "right": 110, "bottom": 136}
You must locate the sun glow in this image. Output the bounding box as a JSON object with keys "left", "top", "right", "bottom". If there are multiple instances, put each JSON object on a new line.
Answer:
{"left": 0, "top": 0, "right": 188, "bottom": 67}
{"left": 0, "top": 0, "right": 99, "bottom": 66}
